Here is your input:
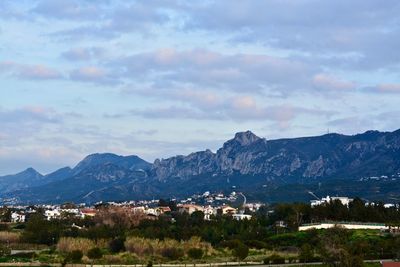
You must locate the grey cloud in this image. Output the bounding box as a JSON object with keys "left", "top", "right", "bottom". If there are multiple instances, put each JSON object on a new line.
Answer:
{"left": 32, "top": 0, "right": 109, "bottom": 20}
{"left": 129, "top": 101, "right": 333, "bottom": 125}
{"left": 0, "top": 106, "right": 63, "bottom": 149}
{"left": 62, "top": 47, "right": 105, "bottom": 61}
{"left": 363, "top": 84, "right": 400, "bottom": 94}
{"left": 0, "top": 106, "right": 61, "bottom": 124}
{"left": 47, "top": 1, "right": 176, "bottom": 39}
{"left": 10, "top": 0, "right": 400, "bottom": 72}
{"left": 68, "top": 66, "right": 119, "bottom": 85}
{"left": 112, "top": 49, "right": 317, "bottom": 94}
{"left": 182, "top": 1, "right": 400, "bottom": 70}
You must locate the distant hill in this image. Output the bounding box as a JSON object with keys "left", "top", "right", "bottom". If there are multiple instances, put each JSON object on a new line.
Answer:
{"left": 2, "top": 129, "right": 400, "bottom": 204}
{"left": 0, "top": 167, "right": 44, "bottom": 193}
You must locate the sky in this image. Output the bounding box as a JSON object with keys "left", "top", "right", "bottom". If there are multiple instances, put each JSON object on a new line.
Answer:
{"left": 1, "top": 0, "right": 400, "bottom": 175}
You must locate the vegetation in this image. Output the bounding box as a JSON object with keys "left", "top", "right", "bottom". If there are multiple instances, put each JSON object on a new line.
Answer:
{"left": 0, "top": 198, "right": 400, "bottom": 265}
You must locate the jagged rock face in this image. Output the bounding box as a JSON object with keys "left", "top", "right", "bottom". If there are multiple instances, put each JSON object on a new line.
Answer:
{"left": 151, "top": 130, "right": 400, "bottom": 182}
{"left": 153, "top": 150, "right": 216, "bottom": 180}
{"left": 151, "top": 131, "right": 268, "bottom": 180}
{"left": 215, "top": 131, "right": 268, "bottom": 174}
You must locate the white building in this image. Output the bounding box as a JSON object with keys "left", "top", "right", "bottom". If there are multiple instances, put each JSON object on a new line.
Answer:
{"left": 311, "top": 195, "right": 353, "bottom": 206}
{"left": 232, "top": 214, "right": 252, "bottom": 220}
{"left": 11, "top": 212, "right": 25, "bottom": 223}
{"left": 203, "top": 205, "right": 216, "bottom": 220}
{"left": 299, "top": 222, "right": 388, "bottom": 231}
{"left": 45, "top": 209, "right": 61, "bottom": 220}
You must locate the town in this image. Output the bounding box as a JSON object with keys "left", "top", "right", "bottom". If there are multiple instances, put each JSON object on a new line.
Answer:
{"left": 4, "top": 191, "right": 261, "bottom": 223}
{"left": 3, "top": 192, "right": 399, "bottom": 232}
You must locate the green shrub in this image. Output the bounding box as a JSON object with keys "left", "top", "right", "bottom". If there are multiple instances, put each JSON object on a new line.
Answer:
{"left": 109, "top": 238, "right": 125, "bottom": 253}
{"left": 66, "top": 250, "right": 83, "bottom": 263}
{"left": 0, "top": 224, "right": 9, "bottom": 231}
{"left": 161, "top": 247, "right": 184, "bottom": 260}
{"left": 0, "top": 244, "right": 11, "bottom": 257}
{"left": 264, "top": 254, "right": 285, "bottom": 264}
{"left": 188, "top": 248, "right": 204, "bottom": 259}
{"left": 220, "top": 239, "right": 242, "bottom": 249}
{"left": 232, "top": 243, "right": 249, "bottom": 261}
{"left": 245, "top": 240, "right": 268, "bottom": 249}
{"left": 299, "top": 243, "right": 314, "bottom": 263}
{"left": 11, "top": 252, "right": 36, "bottom": 259}
{"left": 87, "top": 247, "right": 103, "bottom": 260}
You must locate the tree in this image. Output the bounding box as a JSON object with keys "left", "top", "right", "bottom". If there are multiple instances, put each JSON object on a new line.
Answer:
{"left": 190, "top": 211, "right": 205, "bottom": 225}
{"left": 94, "top": 206, "right": 146, "bottom": 229}
{"left": 0, "top": 207, "right": 11, "bottom": 222}
{"left": 22, "top": 213, "right": 62, "bottom": 245}
{"left": 232, "top": 243, "right": 249, "bottom": 261}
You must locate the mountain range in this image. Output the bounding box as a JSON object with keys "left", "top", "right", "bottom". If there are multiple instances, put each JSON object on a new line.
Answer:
{"left": 2, "top": 129, "right": 400, "bottom": 204}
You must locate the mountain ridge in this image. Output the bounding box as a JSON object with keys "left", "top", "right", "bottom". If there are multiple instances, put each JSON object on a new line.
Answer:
{"left": 2, "top": 129, "right": 400, "bottom": 204}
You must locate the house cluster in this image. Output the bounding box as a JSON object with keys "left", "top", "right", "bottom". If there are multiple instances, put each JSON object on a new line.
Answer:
{"left": 310, "top": 195, "right": 353, "bottom": 206}
{"left": 176, "top": 203, "right": 253, "bottom": 220}
{"left": 131, "top": 203, "right": 255, "bottom": 220}
{"left": 5, "top": 191, "right": 261, "bottom": 223}
{"left": 9, "top": 205, "right": 97, "bottom": 223}
{"left": 310, "top": 195, "right": 397, "bottom": 209}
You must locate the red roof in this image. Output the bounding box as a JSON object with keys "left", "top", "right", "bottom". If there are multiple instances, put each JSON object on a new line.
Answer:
{"left": 80, "top": 208, "right": 96, "bottom": 214}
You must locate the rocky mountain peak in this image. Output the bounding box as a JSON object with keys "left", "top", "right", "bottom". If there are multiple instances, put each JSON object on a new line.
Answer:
{"left": 232, "top": 131, "right": 261, "bottom": 146}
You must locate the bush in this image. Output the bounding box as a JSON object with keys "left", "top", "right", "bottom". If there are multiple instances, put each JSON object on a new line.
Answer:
{"left": 0, "top": 244, "right": 11, "bottom": 257}
{"left": 0, "top": 224, "right": 9, "bottom": 231}
{"left": 66, "top": 250, "right": 83, "bottom": 263}
{"left": 264, "top": 254, "right": 285, "bottom": 264}
{"left": 57, "top": 237, "right": 95, "bottom": 254}
{"left": 161, "top": 247, "right": 184, "bottom": 260}
{"left": 245, "top": 240, "right": 267, "bottom": 249}
{"left": 125, "top": 236, "right": 213, "bottom": 258}
{"left": 232, "top": 243, "right": 249, "bottom": 261}
{"left": 109, "top": 238, "right": 125, "bottom": 253}
{"left": 299, "top": 243, "right": 314, "bottom": 263}
{"left": 87, "top": 247, "right": 103, "bottom": 260}
{"left": 13, "top": 224, "right": 25, "bottom": 230}
{"left": 0, "top": 231, "right": 20, "bottom": 243}
{"left": 11, "top": 252, "right": 36, "bottom": 258}
{"left": 188, "top": 248, "right": 204, "bottom": 259}
{"left": 125, "top": 237, "right": 155, "bottom": 256}
{"left": 183, "top": 236, "right": 214, "bottom": 256}
{"left": 220, "top": 239, "right": 242, "bottom": 249}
